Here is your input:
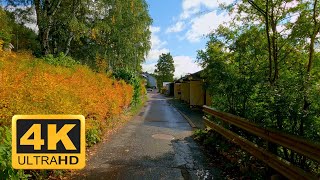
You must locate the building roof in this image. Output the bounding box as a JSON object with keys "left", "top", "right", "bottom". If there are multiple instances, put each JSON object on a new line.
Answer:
{"left": 175, "top": 70, "right": 204, "bottom": 83}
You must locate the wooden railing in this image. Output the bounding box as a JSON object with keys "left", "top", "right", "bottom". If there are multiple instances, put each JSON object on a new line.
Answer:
{"left": 203, "top": 105, "right": 320, "bottom": 180}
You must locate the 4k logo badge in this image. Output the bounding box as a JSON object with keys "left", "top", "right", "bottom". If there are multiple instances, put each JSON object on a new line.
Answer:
{"left": 12, "top": 115, "right": 85, "bottom": 169}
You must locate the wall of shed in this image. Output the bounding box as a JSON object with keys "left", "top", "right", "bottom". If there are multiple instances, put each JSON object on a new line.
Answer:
{"left": 190, "top": 81, "right": 204, "bottom": 106}
{"left": 181, "top": 82, "right": 190, "bottom": 103}
{"left": 174, "top": 83, "right": 181, "bottom": 99}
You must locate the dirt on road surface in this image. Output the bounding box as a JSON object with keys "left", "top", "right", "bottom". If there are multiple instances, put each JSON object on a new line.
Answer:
{"left": 73, "top": 92, "right": 221, "bottom": 179}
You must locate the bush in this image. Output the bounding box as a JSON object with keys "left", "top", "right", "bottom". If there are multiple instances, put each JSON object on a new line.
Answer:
{"left": 86, "top": 120, "right": 102, "bottom": 147}
{"left": 86, "top": 128, "right": 101, "bottom": 147}
{"left": 42, "top": 52, "right": 79, "bottom": 67}
{"left": 193, "top": 129, "right": 208, "bottom": 142}
{"left": 0, "top": 52, "right": 133, "bottom": 126}
{"left": 0, "top": 127, "right": 30, "bottom": 179}
{"left": 0, "top": 51, "right": 134, "bottom": 178}
{"left": 113, "top": 69, "right": 145, "bottom": 105}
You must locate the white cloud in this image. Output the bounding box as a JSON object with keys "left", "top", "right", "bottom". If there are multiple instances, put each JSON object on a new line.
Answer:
{"left": 7, "top": 5, "right": 38, "bottom": 33}
{"left": 277, "top": 25, "right": 286, "bottom": 33}
{"left": 145, "top": 26, "right": 169, "bottom": 61}
{"left": 150, "top": 32, "right": 167, "bottom": 50}
{"left": 182, "top": 0, "right": 218, "bottom": 11}
{"left": 166, "top": 0, "right": 234, "bottom": 42}
{"left": 142, "top": 63, "right": 157, "bottom": 74}
{"left": 281, "top": 0, "right": 299, "bottom": 9}
{"left": 146, "top": 48, "right": 169, "bottom": 61}
{"left": 180, "top": 0, "right": 234, "bottom": 20}
{"left": 180, "top": 7, "right": 201, "bottom": 20}
{"left": 150, "top": 26, "right": 161, "bottom": 33}
{"left": 24, "top": 21, "right": 38, "bottom": 33}
{"left": 173, "top": 56, "right": 202, "bottom": 78}
{"left": 166, "top": 21, "right": 185, "bottom": 33}
{"left": 186, "top": 11, "right": 232, "bottom": 42}
{"left": 277, "top": 25, "right": 292, "bottom": 36}
{"left": 143, "top": 56, "right": 202, "bottom": 78}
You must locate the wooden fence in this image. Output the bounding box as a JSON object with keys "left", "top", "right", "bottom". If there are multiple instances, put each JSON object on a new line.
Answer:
{"left": 203, "top": 105, "right": 320, "bottom": 180}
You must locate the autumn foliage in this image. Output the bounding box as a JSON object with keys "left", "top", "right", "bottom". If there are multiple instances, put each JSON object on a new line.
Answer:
{"left": 0, "top": 45, "right": 133, "bottom": 127}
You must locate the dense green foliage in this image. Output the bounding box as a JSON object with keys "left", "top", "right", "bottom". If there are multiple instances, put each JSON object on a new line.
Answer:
{"left": 199, "top": 0, "right": 320, "bottom": 171}
{"left": 86, "top": 120, "right": 102, "bottom": 147}
{"left": 43, "top": 52, "right": 80, "bottom": 67}
{"left": 0, "top": 127, "right": 30, "bottom": 179}
{"left": 0, "top": 8, "right": 12, "bottom": 44}
{"left": 154, "top": 53, "right": 175, "bottom": 88}
{"left": 0, "top": 7, "right": 41, "bottom": 54}
{"left": 2, "top": 0, "right": 152, "bottom": 72}
{"left": 193, "top": 129, "right": 265, "bottom": 179}
{"left": 113, "top": 69, "right": 143, "bottom": 105}
{"left": 0, "top": 0, "right": 150, "bottom": 179}
{"left": 0, "top": 51, "right": 134, "bottom": 179}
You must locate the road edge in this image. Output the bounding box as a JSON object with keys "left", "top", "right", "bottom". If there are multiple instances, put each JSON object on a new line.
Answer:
{"left": 168, "top": 100, "right": 197, "bottom": 129}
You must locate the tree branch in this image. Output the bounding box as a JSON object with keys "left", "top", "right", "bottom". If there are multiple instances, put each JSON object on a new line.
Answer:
{"left": 248, "top": 0, "right": 267, "bottom": 16}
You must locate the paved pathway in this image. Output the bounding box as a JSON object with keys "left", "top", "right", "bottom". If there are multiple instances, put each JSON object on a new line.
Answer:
{"left": 167, "top": 99, "right": 205, "bottom": 129}
{"left": 74, "top": 92, "right": 220, "bottom": 179}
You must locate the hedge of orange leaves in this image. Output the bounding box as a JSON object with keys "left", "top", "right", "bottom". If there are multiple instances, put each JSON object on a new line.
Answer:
{"left": 0, "top": 43, "right": 133, "bottom": 127}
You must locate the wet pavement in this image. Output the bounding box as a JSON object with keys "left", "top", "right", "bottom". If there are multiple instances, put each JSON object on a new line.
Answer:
{"left": 74, "top": 92, "right": 220, "bottom": 180}
{"left": 167, "top": 99, "right": 205, "bottom": 129}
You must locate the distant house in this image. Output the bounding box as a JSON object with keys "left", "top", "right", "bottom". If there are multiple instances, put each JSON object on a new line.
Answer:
{"left": 163, "top": 82, "right": 170, "bottom": 88}
{"left": 3, "top": 43, "right": 14, "bottom": 52}
{"left": 142, "top": 72, "right": 157, "bottom": 89}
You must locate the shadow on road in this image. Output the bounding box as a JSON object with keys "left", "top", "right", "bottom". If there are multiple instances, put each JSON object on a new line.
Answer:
{"left": 74, "top": 136, "right": 222, "bottom": 180}
{"left": 71, "top": 92, "right": 222, "bottom": 180}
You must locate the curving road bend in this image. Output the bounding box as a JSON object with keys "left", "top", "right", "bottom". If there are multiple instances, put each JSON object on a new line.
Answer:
{"left": 74, "top": 92, "right": 219, "bottom": 180}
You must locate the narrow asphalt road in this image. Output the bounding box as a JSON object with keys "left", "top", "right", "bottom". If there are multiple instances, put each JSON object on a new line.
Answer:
{"left": 74, "top": 92, "right": 219, "bottom": 180}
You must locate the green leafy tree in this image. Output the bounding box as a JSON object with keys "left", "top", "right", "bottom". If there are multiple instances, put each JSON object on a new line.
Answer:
{"left": 3, "top": 0, "right": 152, "bottom": 73}
{"left": 6, "top": 10, "right": 40, "bottom": 54}
{"left": 0, "top": 7, "right": 12, "bottom": 43}
{"left": 113, "top": 68, "right": 142, "bottom": 105}
{"left": 0, "top": 7, "right": 40, "bottom": 53}
{"left": 290, "top": 0, "right": 320, "bottom": 137}
{"left": 199, "top": 0, "right": 320, "bottom": 170}
{"left": 154, "top": 53, "right": 175, "bottom": 88}
{"left": 90, "top": 0, "right": 152, "bottom": 72}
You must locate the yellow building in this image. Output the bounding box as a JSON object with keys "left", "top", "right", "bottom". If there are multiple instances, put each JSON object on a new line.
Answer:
{"left": 181, "top": 82, "right": 190, "bottom": 103}
{"left": 174, "top": 83, "right": 181, "bottom": 99}
{"left": 174, "top": 71, "right": 211, "bottom": 107}
{"left": 190, "top": 81, "right": 204, "bottom": 106}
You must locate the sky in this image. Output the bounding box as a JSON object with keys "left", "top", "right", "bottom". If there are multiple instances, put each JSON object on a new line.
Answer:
{"left": 2, "top": 0, "right": 235, "bottom": 78}
{"left": 143, "top": 0, "right": 234, "bottom": 78}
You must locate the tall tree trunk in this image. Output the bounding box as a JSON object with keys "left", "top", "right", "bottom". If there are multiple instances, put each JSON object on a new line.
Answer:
{"left": 271, "top": 17, "right": 278, "bottom": 82}
{"left": 34, "top": 0, "right": 62, "bottom": 56}
{"left": 265, "top": 0, "right": 273, "bottom": 84}
{"left": 64, "top": 0, "right": 79, "bottom": 56}
{"left": 300, "top": 0, "right": 320, "bottom": 137}
{"left": 64, "top": 33, "right": 73, "bottom": 56}
{"left": 42, "top": 26, "right": 50, "bottom": 55}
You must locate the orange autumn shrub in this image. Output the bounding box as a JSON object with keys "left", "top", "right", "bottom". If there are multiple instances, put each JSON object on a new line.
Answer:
{"left": 0, "top": 51, "right": 133, "bottom": 126}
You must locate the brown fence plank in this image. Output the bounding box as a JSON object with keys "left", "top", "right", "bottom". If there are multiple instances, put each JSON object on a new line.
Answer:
{"left": 203, "top": 105, "right": 320, "bottom": 163}
{"left": 204, "top": 119, "right": 317, "bottom": 180}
